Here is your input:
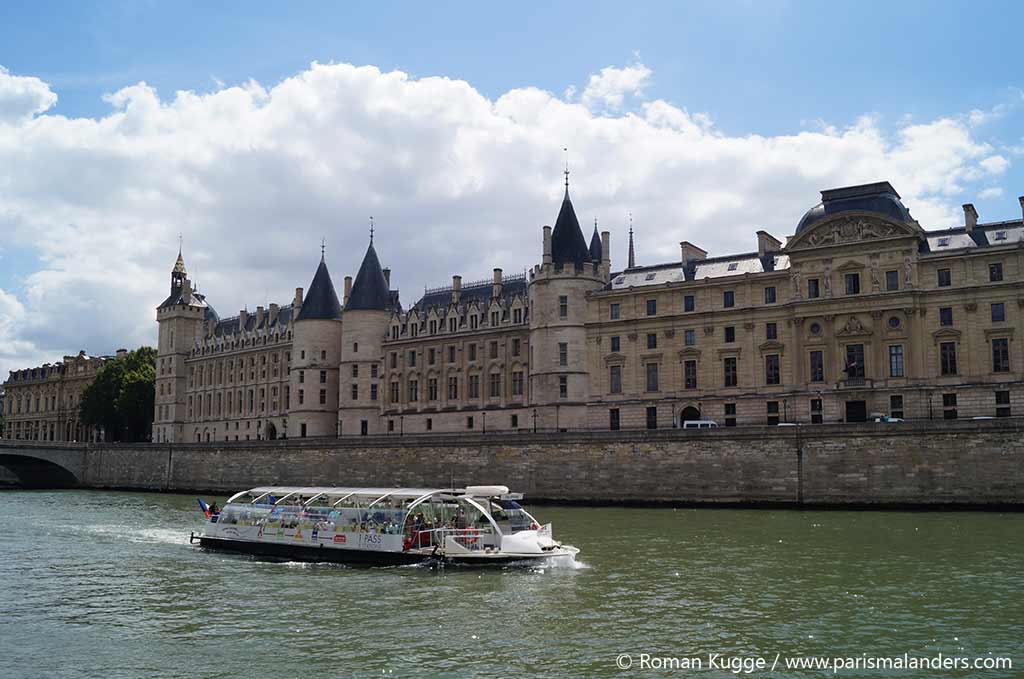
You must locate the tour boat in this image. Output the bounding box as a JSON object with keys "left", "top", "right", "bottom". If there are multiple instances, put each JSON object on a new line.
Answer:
{"left": 191, "top": 485, "right": 579, "bottom": 566}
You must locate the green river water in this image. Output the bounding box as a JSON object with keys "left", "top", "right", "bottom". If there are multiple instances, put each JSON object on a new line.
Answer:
{"left": 0, "top": 490, "right": 1021, "bottom": 678}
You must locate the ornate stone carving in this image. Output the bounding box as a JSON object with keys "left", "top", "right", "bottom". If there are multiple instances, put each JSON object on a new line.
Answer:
{"left": 836, "top": 315, "right": 872, "bottom": 336}
{"left": 664, "top": 328, "right": 676, "bottom": 338}
{"left": 869, "top": 310, "right": 884, "bottom": 319}
{"left": 801, "top": 217, "right": 903, "bottom": 248}
{"left": 965, "top": 303, "right": 977, "bottom": 313}
{"left": 743, "top": 322, "right": 755, "bottom": 331}
{"left": 870, "top": 257, "right": 881, "bottom": 292}
{"left": 703, "top": 325, "right": 715, "bottom": 336}
{"left": 791, "top": 269, "right": 803, "bottom": 301}
{"left": 903, "top": 255, "right": 914, "bottom": 288}
{"left": 627, "top": 333, "right": 637, "bottom": 341}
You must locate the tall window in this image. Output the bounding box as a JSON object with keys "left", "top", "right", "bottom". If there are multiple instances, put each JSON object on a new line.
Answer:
{"left": 765, "top": 354, "right": 780, "bottom": 385}
{"left": 447, "top": 376, "right": 458, "bottom": 399}
{"left": 646, "top": 333, "right": 657, "bottom": 349}
{"left": 408, "top": 379, "right": 419, "bottom": 402}
{"left": 559, "top": 375, "right": 568, "bottom": 398}
{"left": 937, "top": 269, "right": 951, "bottom": 287}
{"left": 989, "top": 262, "right": 1003, "bottom": 282}
{"left": 390, "top": 381, "right": 399, "bottom": 402}
{"left": 610, "top": 303, "right": 620, "bottom": 320}
{"left": 810, "top": 398, "right": 823, "bottom": 424}
{"left": 448, "top": 346, "right": 456, "bottom": 363}
{"left": 766, "top": 401, "right": 780, "bottom": 425}
{"left": 558, "top": 342, "right": 568, "bottom": 366}
{"left": 645, "top": 363, "right": 659, "bottom": 392}
{"left": 512, "top": 371, "right": 524, "bottom": 396}
{"left": 766, "top": 322, "right": 777, "bottom": 340}
{"left": 995, "top": 390, "right": 1011, "bottom": 418}
{"left": 885, "top": 270, "right": 899, "bottom": 291}
{"left": 468, "top": 375, "right": 480, "bottom": 399}
{"left": 764, "top": 286, "right": 776, "bottom": 304}
{"left": 724, "top": 357, "right": 738, "bottom": 387}
{"left": 351, "top": 384, "right": 359, "bottom": 400}
{"left": 890, "top": 395, "right": 904, "bottom": 419}
{"left": 724, "top": 402, "right": 736, "bottom": 427}
{"left": 844, "top": 272, "right": 860, "bottom": 295}
{"left": 370, "top": 384, "right": 378, "bottom": 401}
{"left": 646, "top": 299, "right": 657, "bottom": 316}
{"left": 723, "top": 291, "right": 735, "bottom": 308}
{"left": 939, "top": 307, "right": 953, "bottom": 326}
{"left": 609, "top": 408, "right": 620, "bottom": 431}
{"left": 724, "top": 326, "right": 735, "bottom": 343}
{"left": 512, "top": 338, "right": 521, "bottom": 356}
{"left": 992, "top": 338, "right": 1010, "bottom": 373}
{"left": 319, "top": 389, "right": 326, "bottom": 405}
{"left": 684, "top": 329, "right": 696, "bottom": 346}
{"left": 940, "top": 342, "right": 958, "bottom": 375}
{"left": 468, "top": 344, "right": 477, "bottom": 362}
{"left": 684, "top": 294, "right": 695, "bottom": 312}
{"left": 610, "top": 336, "right": 621, "bottom": 352}
{"left": 428, "top": 348, "right": 436, "bottom": 365}
{"left": 844, "top": 344, "right": 865, "bottom": 379}
{"left": 991, "top": 303, "right": 1005, "bottom": 323}
{"left": 489, "top": 373, "right": 501, "bottom": 398}
{"left": 559, "top": 295, "right": 568, "bottom": 318}
{"left": 646, "top": 406, "right": 657, "bottom": 430}
{"left": 320, "top": 370, "right": 327, "bottom": 383}
{"left": 807, "top": 278, "right": 820, "bottom": 299}
{"left": 408, "top": 350, "right": 417, "bottom": 367}
{"left": 942, "top": 393, "right": 958, "bottom": 419}
{"left": 684, "top": 360, "right": 697, "bottom": 389}
{"left": 609, "top": 366, "right": 622, "bottom": 394}
{"left": 809, "top": 351, "right": 824, "bottom": 382}
{"left": 889, "top": 345, "right": 905, "bottom": 378}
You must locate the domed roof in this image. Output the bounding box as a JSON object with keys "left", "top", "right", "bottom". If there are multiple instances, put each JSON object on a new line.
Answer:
{"left": 795, "top": 182, "right": 912, "bottom": 235}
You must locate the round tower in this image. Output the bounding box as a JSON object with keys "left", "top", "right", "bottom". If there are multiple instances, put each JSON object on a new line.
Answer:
{"left": 155, "top": 247, "right": 209, "bottom": 443}
{"left": 289, "top": 251, "right": 343, "bottom": 438}
{"left": 339, "top": 234, "right": 392, "bottom": 436}
{"left": 528, "top": 174, "right": 610, "bottom": 431}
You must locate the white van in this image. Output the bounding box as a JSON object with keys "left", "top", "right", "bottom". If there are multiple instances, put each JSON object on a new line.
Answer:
{"left": 682, "top": 420, "right": 718, "bottom": 429}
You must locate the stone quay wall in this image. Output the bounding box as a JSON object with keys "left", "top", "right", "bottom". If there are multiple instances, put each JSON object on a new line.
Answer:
{"left": 71, "top": 419, "right": 1024, "bottom": 506}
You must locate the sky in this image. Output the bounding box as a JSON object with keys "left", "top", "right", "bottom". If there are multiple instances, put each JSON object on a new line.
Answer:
{"left": 1, "top": 1, "right": 1023, "bottom": 378}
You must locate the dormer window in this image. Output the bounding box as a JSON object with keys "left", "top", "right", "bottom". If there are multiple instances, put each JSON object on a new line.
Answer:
{"left": 994, "top": 231, "right": 1007, "bottom": 241}
{"left": 644, "top": 273, "right": 656, "bottom": 281}
{"left": 937, "top": 237, "right": 950, "bottom": 247}
{"left": 614, "top": 276, "right": 625, "bottom": 285}
{"left": 727, "top": 262, "right": 738, "bottom": 271}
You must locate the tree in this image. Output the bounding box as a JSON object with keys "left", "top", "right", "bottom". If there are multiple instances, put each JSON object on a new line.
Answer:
{"left": 80, "top": 347, "right": 156, "bottom": 442}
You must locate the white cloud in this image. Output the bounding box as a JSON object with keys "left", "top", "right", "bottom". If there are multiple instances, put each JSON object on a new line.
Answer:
{"left": 978, "top": 187, "right": 1004, "bottom": 199}
{"left": 979, "top": 155, "right": 1010, "bottom": 175}
{"left": 0, "top": 61, "right": 1018, "bottom": 377}
{"left": 0, "top": 66, "right": 57, "bottom": 124}
{"left": 579, "top": 62, "right": 652, "bottom": 111}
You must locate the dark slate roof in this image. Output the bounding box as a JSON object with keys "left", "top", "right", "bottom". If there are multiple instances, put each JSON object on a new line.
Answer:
{"left": 159, "top": 286, "right": 211, "bottom": 311}
{"left": 213, "top": 304, "right": 295, "bottom": 336}
{"left": 296, "top": 257, "right": 343, "bottom": 321}
{"left": 414, "top": 277, "right": 528, "bottom": 312}
{"left": 588, "top": 225, "right": 603, "bottom": 261}
{"left": 551, "top": 190, "right": 592, "bottom": 266}
{"left": 796, "top": 181, "right": 913, "bottom": 235}
{"left": 345, "top": 241, "right": 391, "bottom": 311}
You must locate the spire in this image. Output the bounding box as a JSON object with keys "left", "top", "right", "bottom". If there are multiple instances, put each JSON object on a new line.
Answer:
{"left": 346, "top": 236, "right": 391, "bottom": 311}
{"left": 173, "top": 235, "right": 187, "bottom": 274}
{"left": 588, "top": 218, "right": 603, "bottom": 262}
{"left": 550, "top": 172, "right": 591, "bottom": 267}
{"left": 563, "top": 146, "right": 570, "bottom": 198}
{"left": 627, "top": 215, "right": 636, "bottom": 269}
{"left": 296, "top": 256, "right": 343, "bottom": 321}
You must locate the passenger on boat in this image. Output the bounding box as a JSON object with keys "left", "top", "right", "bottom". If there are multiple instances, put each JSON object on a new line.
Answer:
{"left": 208, "top": 501, "right": 219, "bottom": 516}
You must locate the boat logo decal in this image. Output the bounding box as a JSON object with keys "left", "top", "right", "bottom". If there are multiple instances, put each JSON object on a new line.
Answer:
{"left": 333, "top": 535, "right": 347, "bottom": 544}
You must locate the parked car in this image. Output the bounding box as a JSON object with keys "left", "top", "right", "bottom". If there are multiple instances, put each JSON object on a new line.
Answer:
{"left": 776, "top": 422, "right": 800, "bottom": 427}
{"left": 682, "top": 420, "right": 718, "bottom": 429}
{"left": 872, "top": 415, "right": 904, "bottom": 423}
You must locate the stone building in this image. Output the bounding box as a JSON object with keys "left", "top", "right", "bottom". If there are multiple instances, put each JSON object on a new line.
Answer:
{"left": 2, "top": 350, "right": 116, "bottom": 442}
{"left": 154, "top": 179, "right": 1024, "bottom": 441}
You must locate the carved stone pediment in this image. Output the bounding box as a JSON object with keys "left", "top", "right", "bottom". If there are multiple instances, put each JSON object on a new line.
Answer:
{"left": 835, "top": 316, "right": 872, "bottom": 337}
{"left": 932, "top": 328, "right": 962, "bottom": 344}
{"left": 836, "top": 259, "right": 866, "bottom": 272}
{"left": 787, "top": 215, "right": 918, "bottom": 251}
{"left": 603, "top": 352, "right": 627, "bottom": 364}
{"left": 758, "top": 340, "right": 785, "bottom": 354}
{"left": 678, "top": 347, "right": 702, "bottom": 360}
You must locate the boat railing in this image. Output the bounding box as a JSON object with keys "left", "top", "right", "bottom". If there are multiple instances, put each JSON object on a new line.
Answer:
{"left": 409, "top": 526, "right": 497, "bottom": 551}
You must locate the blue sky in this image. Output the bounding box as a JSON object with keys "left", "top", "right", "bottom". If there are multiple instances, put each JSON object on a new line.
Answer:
{"left": 0, "top": 1, "right": 1022, "bottom": 374}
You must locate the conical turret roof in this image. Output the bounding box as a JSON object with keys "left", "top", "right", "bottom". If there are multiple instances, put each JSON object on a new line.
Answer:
{"left": 346, "top": 240, "right": 391, "bottom": 311}
{"left": 551, "top": 188, "right": 591, "bottom": 266}
{"left": 173, "top": 251, "right": 187, "bottom": 274}
{"left": 296, "top": 256, "right": 343, "bottom": 321}
{"left": 588, "top": 224, "right": 603, "bottom": 261}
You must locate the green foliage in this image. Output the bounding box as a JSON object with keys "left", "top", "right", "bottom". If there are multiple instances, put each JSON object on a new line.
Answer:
{"left": 79, "top": 347, "right": 157, "bottom": 442}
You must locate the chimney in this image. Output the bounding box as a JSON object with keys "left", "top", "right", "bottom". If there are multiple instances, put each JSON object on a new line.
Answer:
{"left": 963, "top": 203, "right": 978, "bottom": 231}
{"left": 680, "top": 241, "right": 708, "bottom": 263}
{"left": 181, "top": 277, "right": 193, "bottom": 301}
{"left": 601, "top": 231, "right": 611, "bottom": 265}
{"left": 542, "top": 226, "right": 552, "bottom": 265}
{"left": 1018, "top": 195, "right": 1023, "bottom": 221}
{"left": 492, "top": 268, "right": 503, "bottom": 298}
{"left": 269, "top": 303, "right": 279, "bottom": 326}
{"left": 756, "top": 231, "right": 782, "bottom": 258}
{"left": 383, "top": 267, "right": 391, "bottom": 287}
{"left": 239, "top": 309, "right": 248, "bottom": 329}
{"left": 256, "top": 305, "right": 265, "bottom": 327}
{"left": 293, "top": 287, "right": 303, "bottom": 309}
{"left": 343, "top": 276, "right": 352, "bottom": 305}
{"left": 452, "top": 275, "right": 462, "bottom": 304}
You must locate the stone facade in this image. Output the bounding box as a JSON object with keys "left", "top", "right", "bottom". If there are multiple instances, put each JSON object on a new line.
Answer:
{"left": 155, "top": 181, "right": 1024, "bottom": 442}
{"left": 2, "top": 350, "right": 114, "bottom": 442}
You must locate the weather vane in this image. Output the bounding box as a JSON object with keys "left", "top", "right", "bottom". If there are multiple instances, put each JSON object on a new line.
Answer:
{"left": 370, "top": 216, "right": 375, "bottom": 242}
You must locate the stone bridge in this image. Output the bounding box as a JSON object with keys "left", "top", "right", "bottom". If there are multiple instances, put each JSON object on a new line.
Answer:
{"left": 0, "top": 440, "right": 87, "bottom": 488}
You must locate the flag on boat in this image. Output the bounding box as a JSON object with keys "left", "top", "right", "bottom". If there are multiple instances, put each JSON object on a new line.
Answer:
{"left": 197, "top": 498, "right": 211, "bottom": 518}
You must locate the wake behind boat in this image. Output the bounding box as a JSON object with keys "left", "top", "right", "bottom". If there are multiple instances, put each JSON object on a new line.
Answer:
{"left": 192, "top": 485, "right": 579, "bottom": 566}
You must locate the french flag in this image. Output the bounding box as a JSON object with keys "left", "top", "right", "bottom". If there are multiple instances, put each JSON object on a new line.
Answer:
{"left": 197, "top": 498, "right": 211, "bottom": 518}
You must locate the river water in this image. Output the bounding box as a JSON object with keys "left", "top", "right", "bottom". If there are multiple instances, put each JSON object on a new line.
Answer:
{"left": 1, "top": 490, "right": 1021, "bottom": 678}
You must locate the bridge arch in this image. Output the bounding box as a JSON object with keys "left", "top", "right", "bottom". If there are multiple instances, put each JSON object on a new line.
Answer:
{"left": 0, "top": 450, "right": 81, "bottom": 488}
